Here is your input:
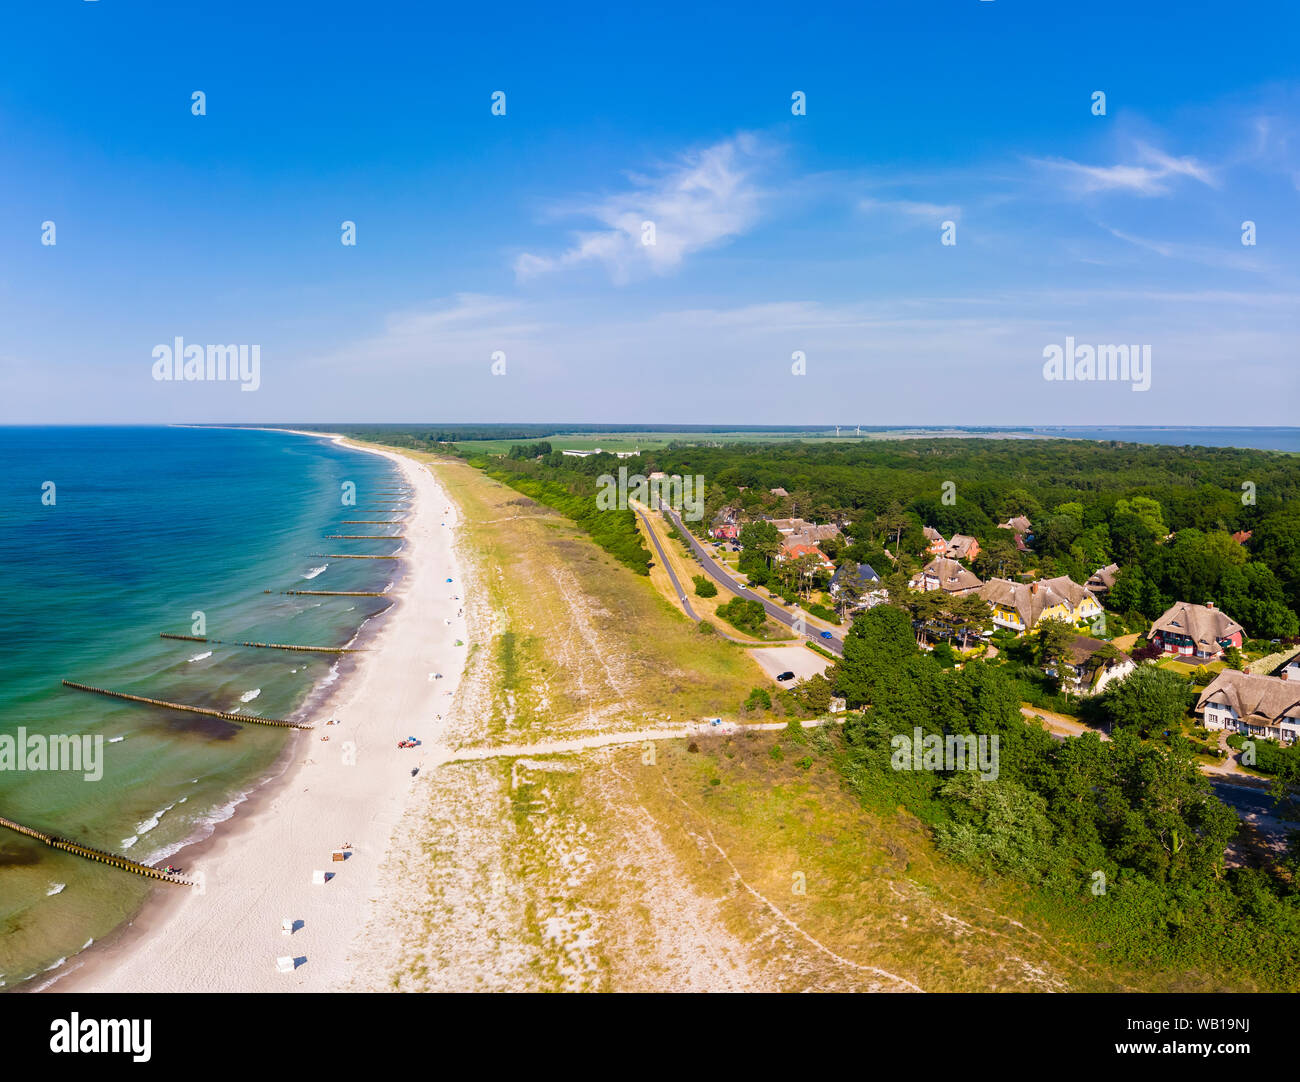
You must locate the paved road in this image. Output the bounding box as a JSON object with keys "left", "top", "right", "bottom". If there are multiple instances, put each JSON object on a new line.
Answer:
{"left": 660, "top": 507, "right": 844, "bottom": 657}
{"left": 636, "top": 506, "right": 754, "bottom": 647}
{"left": 1211, "top": 779, "right": 1298, "bottom": 823}
{"left": 635, "top": 507, "right": 699, "bottom": 619}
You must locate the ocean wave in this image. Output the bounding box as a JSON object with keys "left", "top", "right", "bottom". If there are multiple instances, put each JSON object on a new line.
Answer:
{"left": 188, "top": 650, "right": 213, "bottom": 663}
{"left": 239, "top": 688, "right": 261, "bottom": 703}
{"left": 302, "top": 564, "right": 328, "bottom": 580}
{"left": 120, "top": 835, "right": 138, "bottom": 850}
{"left": 143, "top": 788, "right": 251, "bottom": 865}
{"left": 108, "top": 735, "right": 125, "bottom": 744}
{"left": 317, "top": 661, "right": 341, "bottom": 691}
{"left": 46, "top": 883, "right": 65, "bottom": 896}
{"left": 134, "top": 798, "right": 180, "bottom": 839}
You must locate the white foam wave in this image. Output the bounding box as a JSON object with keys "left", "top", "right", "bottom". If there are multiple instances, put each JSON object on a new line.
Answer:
{"left": 239, "top": 688, "right": 261, "bottom": 703}
{"left": 302, "top": 564, "right": 328, "bottom": 580}
{"left": 46, "top": 883, "right": 65, "bottom": 896}
{"left": 188, "top": 651, "right": 213, "bottom": 663}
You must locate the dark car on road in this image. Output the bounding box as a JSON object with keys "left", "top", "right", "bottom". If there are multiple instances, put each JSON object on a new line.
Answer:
{"left": 776, "top": 670, "right": 795, "bottom": 681}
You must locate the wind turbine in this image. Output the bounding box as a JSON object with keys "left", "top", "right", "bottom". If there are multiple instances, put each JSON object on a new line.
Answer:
{"left": 835, "top": 425, "right": 840, "bottom": 437}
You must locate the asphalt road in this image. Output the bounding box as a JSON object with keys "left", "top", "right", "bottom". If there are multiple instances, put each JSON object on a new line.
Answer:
{"left": 660, "top": 507, "right": 844, "bottom": 657}
{"left": 1211, "top": 779, "right": 1299, "bottom": 826}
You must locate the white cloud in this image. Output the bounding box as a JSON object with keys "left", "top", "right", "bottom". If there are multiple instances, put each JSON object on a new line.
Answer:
{"left": 1033, "top": 142, "right": 1217, "bottom": 196}
{"left": 514, "top": 133, "right": 768, "bottom": 283}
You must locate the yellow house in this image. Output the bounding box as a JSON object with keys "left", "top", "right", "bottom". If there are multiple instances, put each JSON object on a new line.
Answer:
{"left": 977, "top": 576, "right": 1102, "bottom": 634}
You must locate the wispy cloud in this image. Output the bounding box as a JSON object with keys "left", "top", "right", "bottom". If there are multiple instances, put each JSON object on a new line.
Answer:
{"left": 514, "top": 133, "right": 768, "bottom": 283}
{"left": 858, "top": 197, "right": 960, "bottom": 222}
{"left": 1033, "top": 141, "right": 1217, "bottom": 196}
{"left": 1101, "top": 226, "right": 1267, "bottom": 272}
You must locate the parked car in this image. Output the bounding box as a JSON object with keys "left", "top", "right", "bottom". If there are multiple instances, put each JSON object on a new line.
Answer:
{"left": 776, "top": 670, "right": 795, "bottom": 681}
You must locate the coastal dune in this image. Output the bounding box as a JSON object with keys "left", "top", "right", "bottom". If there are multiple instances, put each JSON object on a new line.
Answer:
{"left": 57, "top": 434, "right": 465, "bottom": 992}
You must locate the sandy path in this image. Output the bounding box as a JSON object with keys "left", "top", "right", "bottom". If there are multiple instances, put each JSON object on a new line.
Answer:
{"left": 55, "top": 434, "right": 467, "bottom": 993}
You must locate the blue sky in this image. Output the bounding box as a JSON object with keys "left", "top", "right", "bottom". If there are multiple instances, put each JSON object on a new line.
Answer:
{"left": 2, "top": 0, "right": 1297, "bottom": 425}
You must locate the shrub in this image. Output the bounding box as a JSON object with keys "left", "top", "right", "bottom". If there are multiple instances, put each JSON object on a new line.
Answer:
{"left": 746, "top": 687, "right": 772, "bottom": 711}
{"left": 806, "top": 602, "right": 841, "bottom": 624}
{"left": 692, "top": 575, "right": 718, "bottom": 598}
{"left": 717, "top": 597, "right": 767, "bottom": 635}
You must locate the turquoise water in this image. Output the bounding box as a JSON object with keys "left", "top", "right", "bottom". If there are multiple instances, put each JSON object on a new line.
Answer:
{"left": 0, "top": 427, "right": 404, "bottom": 988}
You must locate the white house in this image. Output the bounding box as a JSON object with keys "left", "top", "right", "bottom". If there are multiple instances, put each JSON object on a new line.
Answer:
{"left": 1197, "top": 670, "right": 1300, "bottom": 745}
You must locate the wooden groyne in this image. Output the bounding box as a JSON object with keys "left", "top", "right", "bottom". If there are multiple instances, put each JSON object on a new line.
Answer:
{"left": 326, "top": 535, "right": 406, "bottom": 540}
{"left": 308, "top": 553, "right": 401, "bottom": 560}
{"left": 268, "top": 589, "right": 389, "bottom": 597}
{"left": 341, "top": 520, "right": 402, "bottom": 525}
{"left": 0, "top": 816, "right": 193, "bottom": 886}
{"left": 60, "top": 680, "right": 310, "bottom": 730}
{"left": 159, "top": 633, "right": 365, "bottom": 654}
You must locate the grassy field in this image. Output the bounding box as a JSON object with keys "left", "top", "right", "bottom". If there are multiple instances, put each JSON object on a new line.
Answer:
{"left": 494, "top": 726, "right": 1249, "bottom": 992}
{"left": 392, "top": 449, "right": 763, "bottom": 735}
{"left": 452, "top": 428, "right": 1045, "bottom": 456}
{"left": 635, "top": 505, "right": 794, "bottom": 643}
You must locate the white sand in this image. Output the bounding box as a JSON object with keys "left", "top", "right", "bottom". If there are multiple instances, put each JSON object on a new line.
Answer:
{"left": 56, "top": 433, "right": 466, "bottom": 992}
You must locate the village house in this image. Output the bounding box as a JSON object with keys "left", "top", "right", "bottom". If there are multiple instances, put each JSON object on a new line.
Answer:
{"left": 769, "top": 487, "right": 789, "bottom": 498}
{"left": 775, "top": 542, "right": 834, "bottom": 573}
{"left": 944, "top": 533, "right": 980, "bottom": 562}
{"left": 767, "top": 517, "right": 807, "bottom": 535}
{"left": 998, "top": 515, "right": 1033, "bottom": 536}
{"left": 909, "top": 557, "right": 983, "bottom": 597}
{"left": 923, "top": 526, "right": 947, "bottom": 557}
{"left": 1085, "top": 563, "right": 1119, "bottom": 598}
{"left": 1148, "top": 601, "right": 1244, "bottom": 661}
{"left": 997, "top": 515, "right": 1034, "bottom": 551}
{"left": 978, "top": 576, "right": 1102, "bottom": 634}
{"left": 829, "top": 563, "right": 884, "bottom": 610}
{"left": 1197, "top": 670, "right": 1300, "bottom": 745}
{"left": 1053, "top": 635, "right": 1134, "bottom": 696}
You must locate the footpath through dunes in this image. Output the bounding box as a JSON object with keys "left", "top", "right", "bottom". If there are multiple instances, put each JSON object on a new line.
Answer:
{"left": 345, "top": 452, "right": 1144, "bottom": 993}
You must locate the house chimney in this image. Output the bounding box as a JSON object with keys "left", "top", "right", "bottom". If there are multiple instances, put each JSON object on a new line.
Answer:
{"left": 1206, "top": 601, "right": 1215, "bottom": 609}
{"left": 1030, "top": 581, "right": 1038, "bottom": 596}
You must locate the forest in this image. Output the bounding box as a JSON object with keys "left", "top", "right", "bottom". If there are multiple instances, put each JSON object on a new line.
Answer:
{"left": 830, "top": 606, "right": 1300, "bottom": 988}
{"left": 647, "top": 438, "right": 1300, "bottom": 638}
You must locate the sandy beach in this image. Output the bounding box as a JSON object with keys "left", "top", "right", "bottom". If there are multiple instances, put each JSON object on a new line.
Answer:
{"left": 54, "top": 432, "right": 466, "bottom": 992}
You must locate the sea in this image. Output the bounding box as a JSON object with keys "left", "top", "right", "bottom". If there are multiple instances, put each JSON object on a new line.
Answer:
{"left": 1028, "top": 427, "right": 1300, "bottom": 453}
{"left": 0, "top": 426, "right": 402, "bottom": 990}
